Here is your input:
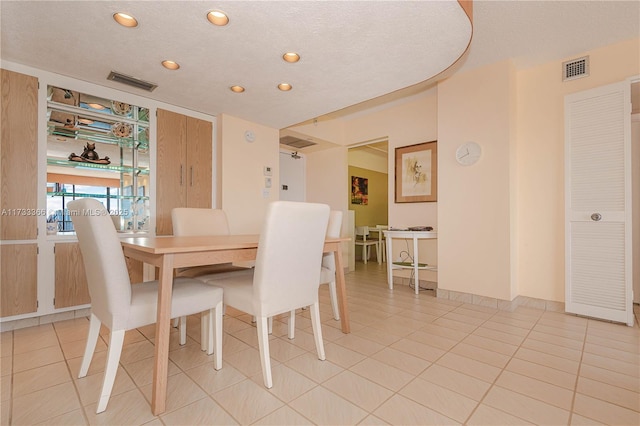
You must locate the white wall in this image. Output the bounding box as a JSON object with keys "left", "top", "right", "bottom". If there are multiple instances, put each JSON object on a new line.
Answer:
{"left": 218, "top": 114, "right": 279, "bottom": 234}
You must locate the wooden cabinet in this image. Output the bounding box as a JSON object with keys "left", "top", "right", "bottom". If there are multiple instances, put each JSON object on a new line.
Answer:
{"left": 1, "top": 244, "right": 37, "bottom": 317}
{"left": 1, "top": 69, "right": 38, "bottom": 240}
{"left": 54, "top": 243, "right": 90, "bottom": 309}
{"left": 54, "top": 242, "right": 144, "bottom": 309}
{"left": 156, "top": 109, "right": 212, "bottom": 235}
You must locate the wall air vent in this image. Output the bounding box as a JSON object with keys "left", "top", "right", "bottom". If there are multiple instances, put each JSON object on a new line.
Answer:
{"left": 563, "top": 56, "right": 589, "bottom": 82}
{"left": 280, "top": 135, "right": 317, "bottom": 149}
{"left": 107, "top": 71, "right": 158, "bottom": 92}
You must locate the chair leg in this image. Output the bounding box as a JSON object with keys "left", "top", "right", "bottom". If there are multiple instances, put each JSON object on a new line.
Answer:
{"left": 288, "top": 310, "right": 295, "bottom": 339}
{"left": 256, "top": 316, "right": 273, "bottom": 388}
{"left": 78, "top": 313, "right": 101, "bottom": 378}
{"left": 363, "top": 245, "right": 368, "bottom": 264}
{"left": 376, "top": 242, "right": 381, "bottom": 264}
{"left": 328, "top": 280, "right": 340, "bottom": 320}
{"left": 179, "top": 315, "right": 187, "bottom": 346}
{"left": 268, "top": 316, "right": 273, "bottom": 334}
{"left": 172, "top": 317, "right": 179, "bottom": 328}
{"left": 309, "top": 302, "right": 326, "bottom": 361}
{"left": 213, "top": 303, "right": 223, "bottom": 370}
{"left": 200, "top": 312, "right": 209, "bottom": 352}
{"left": 96, "top": 329, "right": 125, "bottom": 413}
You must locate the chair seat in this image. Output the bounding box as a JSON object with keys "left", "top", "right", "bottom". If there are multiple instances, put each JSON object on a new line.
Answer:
{"left": 202, "top": 271, "right": 256, "bottom": 315}
{"left": 127, "top": 278, "right": 223, "bottom": 330}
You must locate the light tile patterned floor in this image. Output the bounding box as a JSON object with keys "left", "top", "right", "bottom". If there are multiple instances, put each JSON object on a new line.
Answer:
{"left": 1, "top": 263, "right": 639, "bottom": 425}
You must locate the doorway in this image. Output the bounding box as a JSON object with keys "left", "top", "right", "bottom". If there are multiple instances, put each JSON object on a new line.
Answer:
{"left": 279, "top": 150, "right": 305, "bottom": 201}
{"left": 348, "top": 140, "right": 389, "bottom": 261}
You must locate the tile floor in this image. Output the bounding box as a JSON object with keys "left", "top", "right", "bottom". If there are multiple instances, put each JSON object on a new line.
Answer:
{"left": 1, "top": 263, "right": 639, "bottom": 425}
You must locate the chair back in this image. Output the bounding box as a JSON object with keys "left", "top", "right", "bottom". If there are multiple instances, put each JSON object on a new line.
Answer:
{"left": 68, "top": 199, "right": 132, "bottom": 329}
{"left": 355, "top": 225, "right": 370, "bottom": 240}
{"left": 322, "top": 211, "right": 343, "bottom": 271}
{"left": 253, "top": 201, "right": 329, "bottom": 317}
{"left": 172, "top": 208, "right": 230, "bottom": 236}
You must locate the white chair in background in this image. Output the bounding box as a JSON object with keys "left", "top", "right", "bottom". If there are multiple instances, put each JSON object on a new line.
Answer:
{"left": 355, "top": 225, "right": 380, "bottom": 264}
{"left": 172, "top": 207, "right": 249, "bottom": 349}
{"left": 201, "top": 201, "right": 329, "bottom": 388}
{"left": 69, "top": 199, "right": 223, "bottom": 413}
{"left": 321, "top": 211, "right": 343, "bottom": 320}
{"left": 376, "top": 224, "right": 388, "bottom": 263}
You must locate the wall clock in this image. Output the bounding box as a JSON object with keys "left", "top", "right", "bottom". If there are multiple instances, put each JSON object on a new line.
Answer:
{"left": 455, "top": 141, "right": 482, "bottom": 166}
{"left": 244, "top": 130, "right": 255, "bottom": 143}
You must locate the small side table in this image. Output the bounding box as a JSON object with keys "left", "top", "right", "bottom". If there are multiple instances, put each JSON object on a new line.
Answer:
{"left": 383, "top": 230, "right": 438, "bottom": 295}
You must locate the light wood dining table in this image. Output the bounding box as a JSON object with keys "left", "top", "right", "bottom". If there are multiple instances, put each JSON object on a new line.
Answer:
{"left": 120, "top": 234, "right": 350, "bottom": 415}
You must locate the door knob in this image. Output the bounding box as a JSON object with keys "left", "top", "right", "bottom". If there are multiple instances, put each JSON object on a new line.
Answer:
{"left": 590, "top": 213, "right": 602, "bottom": 221}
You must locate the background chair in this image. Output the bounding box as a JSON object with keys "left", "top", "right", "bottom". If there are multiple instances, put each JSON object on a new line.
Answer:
{"left": 201, "top": 201, "right": 329, "bottom": 388}
{"left": 69, "top": 199, "right": 223, "bottom": 413}
{"left": 376, "top": 224, "right": 388, "bottom": 263}
{"left": 355, "top": 225, "right": 380, "bottom": 264}
{"left": 172, "top": 207, "right": 250, "bottom": 348}
{"left": 321, "top": 211, "right": 343, "bottom": 320}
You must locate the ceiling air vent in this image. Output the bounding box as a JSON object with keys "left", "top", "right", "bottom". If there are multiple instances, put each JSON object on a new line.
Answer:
{"left": 280, "top": 135, "right": 317, "bottom": 149}
{"left": 107, "top": 71, "right": 158, "bottom": 92}
{"left": 562, "top": 56, "right": 589, "bottom": 82}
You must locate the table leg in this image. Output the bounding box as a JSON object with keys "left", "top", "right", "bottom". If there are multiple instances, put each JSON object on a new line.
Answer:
{"left": 151, "top": 254, "right": 174, "bottom": 415}
{"left": 333, "top": 244, "right": 350, "bottom": 333}
{"left": 386, "top": 236, "right": 393, "bottom": 290}
{"left": 413, "top": 237, "right": 419, "bottom": 295}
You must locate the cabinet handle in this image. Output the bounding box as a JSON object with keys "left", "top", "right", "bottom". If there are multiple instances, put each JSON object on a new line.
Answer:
{"left": 180, "top": 164, "right": 184, "bottom": 186}
{"left": 190, "top": 166, "right": 194, "bottom": 187}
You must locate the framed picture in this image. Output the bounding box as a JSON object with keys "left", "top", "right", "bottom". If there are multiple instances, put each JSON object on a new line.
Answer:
{"left": 395, "top": 141, "right": 437, "bottom": 203}
{"left": 351, "top": 176, "right": 368, "bottom": 205}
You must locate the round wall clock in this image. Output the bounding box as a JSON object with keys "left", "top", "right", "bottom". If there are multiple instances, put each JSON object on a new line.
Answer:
{"left": 455, "top": 141, "right": 482, "bottom": 166}
{"left": 244, "top": 130, "right": 255, "bottom": 143}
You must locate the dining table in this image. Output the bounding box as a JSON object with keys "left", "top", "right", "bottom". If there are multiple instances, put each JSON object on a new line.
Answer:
{"left": 120, "top": 234, "right": 350, "bottom": 415}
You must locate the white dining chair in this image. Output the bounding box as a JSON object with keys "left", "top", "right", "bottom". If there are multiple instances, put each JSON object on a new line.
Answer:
{"left": 355, "top": 225, "right": 380, "bottom": 264}
{"left": 172, "top": 207, "right": 250, "bottom": 349}
{"left": 376, "top": 224, "right": 388, "bottom": 263}
{"left": 201, "top": 201, "right": 329, "bottom": 388}
{"left": 321, "top": 211, "right": 343, "bottom": 320}
{"left": 287, "top": 210, "right": 342, "bottom": 339}
{"left": 69, "top": 199, "right": 223, "bottom": 413}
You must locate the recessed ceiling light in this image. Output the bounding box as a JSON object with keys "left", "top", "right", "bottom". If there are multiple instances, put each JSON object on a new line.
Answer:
{"left": 207, "top": 10, "right": 229, "bottom": 26}
{"left": 278, "top": 83, "right": 293, "bottom": 91}
{"left": 282, "top": 53, "right": 300, "bottom": 63}
{"left": 162, "top": 60, "right": 180, "bottom": 70}
{"left": 230, "top": 85, "right": 245, "bottom": 93}
{"left": 113, "top": 12, "right": 138, "bottom": 28}
{"left": 87, "top": 103, "right": 105, "bottom": 110}
{"left": 78, "top": 118, "right": 95, "bottom": 125}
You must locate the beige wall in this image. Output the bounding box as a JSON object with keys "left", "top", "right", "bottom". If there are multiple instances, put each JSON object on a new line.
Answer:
{"left": 297, "top": 90, "right": 439, "bottom": 280}
{"left": 437, "top": 60, "right": 517, "bottom": 300}
{"left": 218, "top": 114, "right": 280, "bottom": 234}
{"left": 516, "top": 37, "right": 640, "bottom": 302}
{"left": 298, "top": 37, "right": 639, "bottom": 303}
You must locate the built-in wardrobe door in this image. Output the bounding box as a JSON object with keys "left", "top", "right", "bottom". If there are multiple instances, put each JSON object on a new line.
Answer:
{"left": 564, "top": 80, "right": 633, "bottom": 326}
{"left": 1, "top": 69, "right": 38, "bottom": 240}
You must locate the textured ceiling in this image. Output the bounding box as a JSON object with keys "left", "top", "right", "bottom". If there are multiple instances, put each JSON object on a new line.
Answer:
{"left": 0, "top": 0, "right": 471, "bottom": 129}
{"left": 1, "top": 1, "right": 638, "bottom": 130}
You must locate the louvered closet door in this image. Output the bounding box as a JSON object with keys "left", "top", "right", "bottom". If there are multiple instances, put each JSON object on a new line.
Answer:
{"left": 565, "top": 81, "right": 633, "bottom": 326}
